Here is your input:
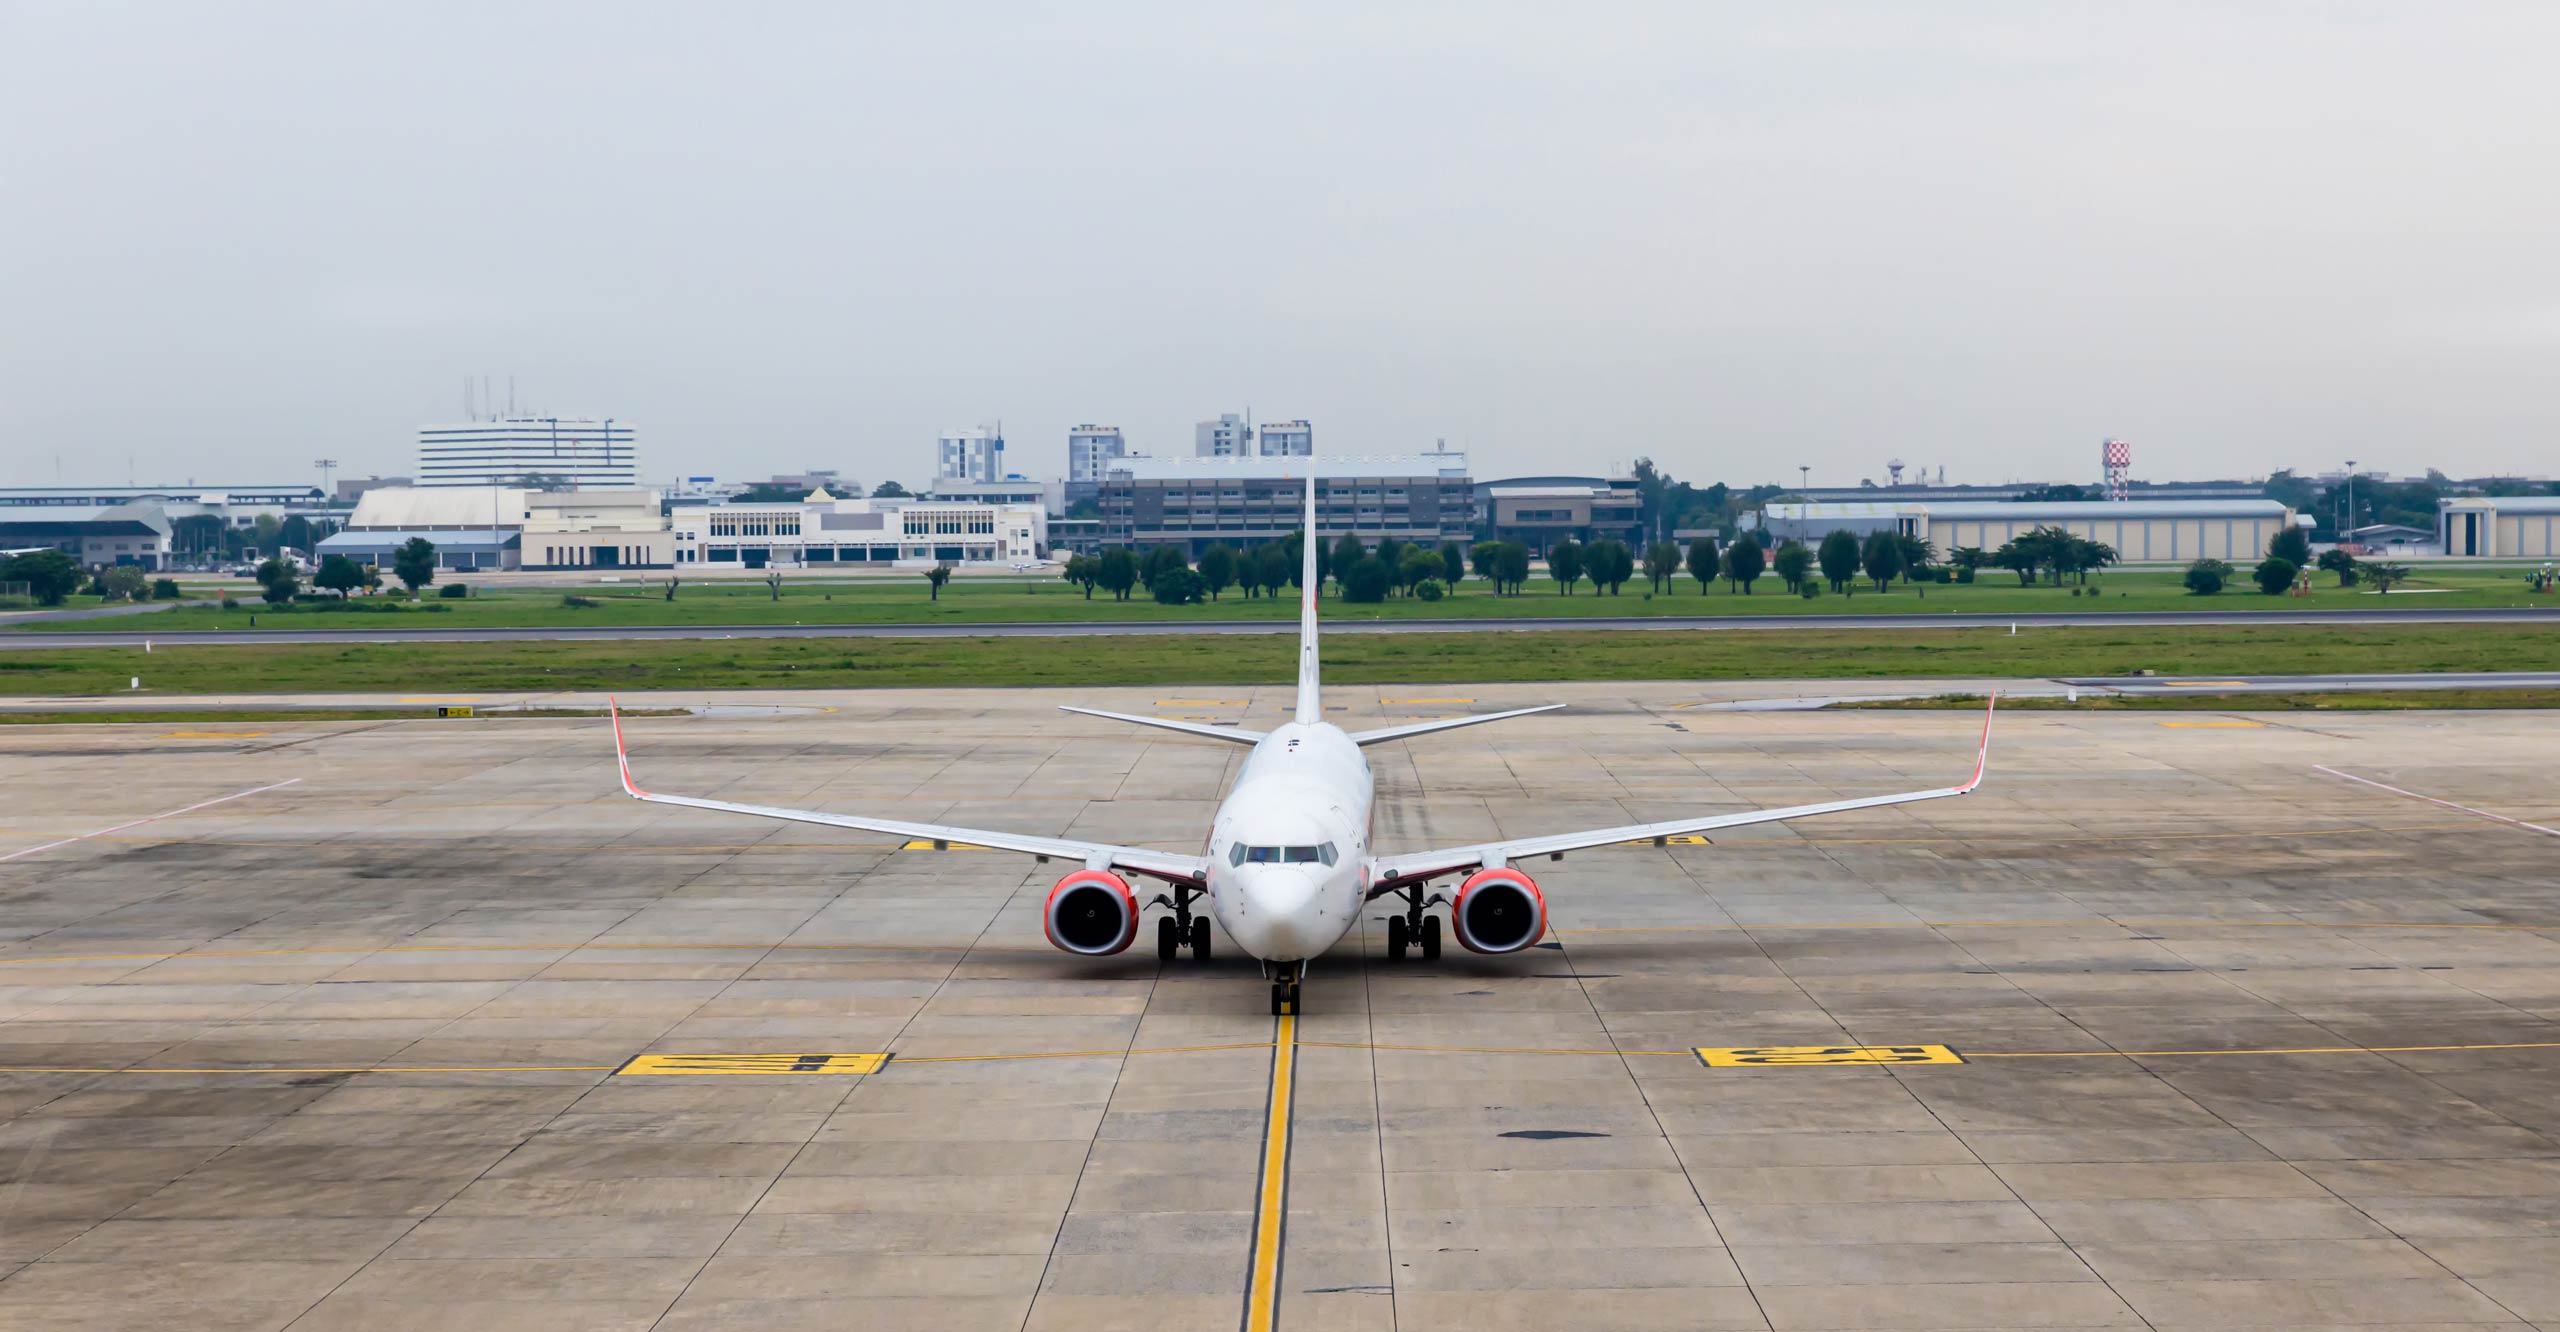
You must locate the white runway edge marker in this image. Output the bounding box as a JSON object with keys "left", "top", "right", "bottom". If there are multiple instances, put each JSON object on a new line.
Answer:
{"left": 2312, "top": 765, "right": 2560, "bottom": 840}
{"left": 0, "top": 778, "right": 303, "bottom": 863}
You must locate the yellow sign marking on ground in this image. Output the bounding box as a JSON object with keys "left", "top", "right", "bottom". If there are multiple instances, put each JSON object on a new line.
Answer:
{"left": 160, "top": 731, "right": 269, "bottom": 740}
{"left": 616, "top": 1052, "right": 889, "bottom": 1077}
{"left": 1243, "top": 1011, "right": 1298, "bottom": 1332}
{"left": 898, "top": 839, "right": 990, "bottom": 851}
{"left": 435, "top": 705, "right": 474, "bottom": 718}
{"left": 2159, "top": 720, "right": 2264, "bottom": 728}
{"left": 1696, "top": 1044, "right": 1965, "bottom": 1067}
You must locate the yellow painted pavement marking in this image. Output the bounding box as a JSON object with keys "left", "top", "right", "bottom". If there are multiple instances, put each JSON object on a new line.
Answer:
{"left": 1243, "top": 1012, "right": 1297, "bottom": 1332}
{"left": 1697, "top": 1044, "right": 1966, "bottom": 1067}
{"left": 616, "top": 1052, "right": 889, "bottom": 1076}
{"left": 897, "top": 840, "right": 991, "bottom": 851}
{"left": 2159, "top": 720, "right": 2263, "bottom": 728}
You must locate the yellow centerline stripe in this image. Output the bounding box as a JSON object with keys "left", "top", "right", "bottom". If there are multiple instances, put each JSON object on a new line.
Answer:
{"left": 1244, "top": 1012, "right": 1296, "bottom": 1332}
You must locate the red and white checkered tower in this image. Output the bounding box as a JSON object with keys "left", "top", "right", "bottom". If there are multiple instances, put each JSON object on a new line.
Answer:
{"left": 2103, "top": 438, "right": 2131, "bottom": 501}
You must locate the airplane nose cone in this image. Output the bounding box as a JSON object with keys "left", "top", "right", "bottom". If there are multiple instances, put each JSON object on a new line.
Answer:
{"left": 1236, "top": 869, "right": 1325, "bottom": 959}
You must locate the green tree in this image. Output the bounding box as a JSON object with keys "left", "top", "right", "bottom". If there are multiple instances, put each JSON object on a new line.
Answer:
{"left": 1399, "top": 548, "right": 1445, "bottom": 595}
{"left": 1331, "top": 532, "right": 1365, "bottom": 592}
{"left": 1724, "top": 533, "right": 1765, "bottom": 593}
{"left": 1338, "top": 554, "right": 1391, "bottom": 603}
{"left": 1142, "top": 545, "right": 1189, "bottom": 586}
{"left": 1642, "top": 541, "right": 1681, "bottom": 594}
{"left": 2066, "top": 536, "right": 2118, "bottom": 585}
{"left": 1149, "top": 567, "right": 1205, "bottom": 604}
{"left": 1948, "top": 546, "right": 1986, "bottom": 583}
{"left": 391, "top": 537, "right": 438, "bottom": 593}
{"left": 923, "top": 566, "right": 950, "bottom": 600}
{"left": 1439, "top": 541, "right": 1469, "bottom": 595}
{"left": 2317, "top": 548, "right": 2359, "bottom": 586}
{"left": 2365, "top": 561, "right": 2412, "bottom": 593}
{"left": 150, "top": 577, "right": 182, "bottom": 600}
{"left": 2268, "top": 524, "right": 2313, "bottom": 567}
{"left": 1686, "top": 538, "right": 1717, "bottom": 593}
{"left": 2184, "top": 558, "right": 2233, "bottom": 595}
{"left": 870, "top": 480, "right": 910, "bottom": 498}
{"left": 250, "top": 512, "right": 283, "bottom": 555}
{"left": 1548, "top": 539, "right": 1585, "bottom": 595}
{"left": 255, "top": 556, "right": 299, "bottom": 604}
{"left": 1495, "top": 542, "right": 1530, "bottom": 595}
{"left": 1258, "top": 544, "right": 1295, "bottom": 598}
{"left": 509, "top": 472, "right": 572, "bottom": 493}
{"left": 1860, "top": 529, "right": 1903, "bottom": 591}
{"left": 99, "top": 565, "right": 148, "bottom": 601}
{"left": 278, "top": 514, "right": 315, "bottom": 556}
{"left": 2253, "top": 556, "right": 2298, "bottom": 596}
{"left": 1894, "top": 534, "right": 1935, "bottom": 583}
{"left": 1817, "top": 530, "right": 1860, "bottom": 593}
{"left": 1060, "top": 553, "right": 1098, "bottom": 598}
{"left": 1771, "top": 539, "right": 1811, "bottom": 593}
{"left": 1991, "top": 539, "right": 2039, "bottom": 586}
{"left": 1096, "top": 547, "right": 1139, "bottom": 601}
{"left": 1585, "top": 540, "right": 1633, "bottom": 594}
{"left": 1470, "top": 541, "right": 1504, "bottom": 592}
{"left": 314, "top": 554, "right": 365, "bottom": 599}
{"left": 1196, "top": 544, "right": 1236, "bottom": 600}
{"left": 1, "top": 550, "right": 84, "bottom": 606}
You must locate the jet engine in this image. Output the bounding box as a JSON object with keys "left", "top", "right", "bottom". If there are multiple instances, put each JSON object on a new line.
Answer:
{"left": 1044, "top": 869, "right": 1139, "bottom": 955}
{"left": 1450, "top": 867, "right": 1547, "bottom": 954}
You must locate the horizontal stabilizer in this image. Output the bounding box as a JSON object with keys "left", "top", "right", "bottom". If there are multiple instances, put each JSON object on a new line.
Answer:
{"left": 1348, "top": 703, "right": 1566, "bottom": 747}
{"left": 1058, "top": 706, "right": 1268, "bottom": 746}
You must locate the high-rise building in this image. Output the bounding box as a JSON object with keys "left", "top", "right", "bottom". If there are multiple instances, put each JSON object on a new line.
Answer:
{"left": 1067, "top": 425, "right": 1127, "bottom": 484}
{"left": 416, "top": 418, "right": 638, "bottom": 489}
{"left": 1258, "top": 420, "right": 1312, "bottom": 457}
{"left": 936, "top": 428, "right": 1005, "bottom": 483}
{"left": 1195, "top": 413, "right": 1253, "bottom": 457}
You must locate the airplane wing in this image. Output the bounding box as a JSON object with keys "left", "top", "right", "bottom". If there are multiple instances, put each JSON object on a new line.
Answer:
{"left": 1347, "top": 703, "right": 1566, "bottom": 747}
{"left": 1369, "top": 696, "right": 1995, "bottom": 891}
{"left": 610, "top": 702, "right": 1210, "bottom": 884}
{"left": 1058, "top": 706, "right": 1266, "bottom": 746}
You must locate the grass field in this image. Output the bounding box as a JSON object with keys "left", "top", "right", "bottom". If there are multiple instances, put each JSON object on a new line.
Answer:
{"left": 27, "top": 565, "right": 2560, "bottom": 632}
{"left": 1843, "top": 689, "right": 2560, "bottom": 711}
{"left": 1, "top": 622, "right": 2554, "bottom": 695}
{"left": 0, "top": 706, "right": 684, "bottom": 725}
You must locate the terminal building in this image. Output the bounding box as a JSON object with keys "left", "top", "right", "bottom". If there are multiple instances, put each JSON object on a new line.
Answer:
{"left": 317, "top": 487, "right": 527, "bottom": 572}
{"left": 1098, "top": 453, "right": 1471, "bottom": 556}
{"left": 1754, "top": 499, "right": 2297, "bottom": 563}
{"left": 2438, "top": 496, "right": 2560, "bottom": 558}
{"left": 0, "top": 502, "right": 173, "bottom": 569}
{"left": 671, "top": 491, "right": 1045, "bottom": 569}
{"left": 1473, "top": 475, "right": 1644, "bottom": 553}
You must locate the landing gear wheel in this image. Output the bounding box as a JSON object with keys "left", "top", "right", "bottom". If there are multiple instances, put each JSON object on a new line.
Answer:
{"left": 1157, "top": 916, "right": 1180, "bottom": 961}
{"left": 1188, "top": 917, "right": 1211, "bottom": 961}
{"left": 1421, "top": 914, "right": 1442, "bottom": 961}
{"left": 1386, "top": 913, "right": 1409, "bottom": 958}
{"left": 1269, "top": 962, "right": 1304, "bottom": 1016}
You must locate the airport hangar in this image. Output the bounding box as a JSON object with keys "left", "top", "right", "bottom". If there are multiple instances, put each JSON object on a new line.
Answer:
{"left": 1755, "top": 498, "right": 2298, "bottom": 563}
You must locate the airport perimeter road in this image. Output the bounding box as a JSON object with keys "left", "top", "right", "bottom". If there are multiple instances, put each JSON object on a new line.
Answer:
{"left": 3, "top": 603, "right": 2555, "bottom": 648}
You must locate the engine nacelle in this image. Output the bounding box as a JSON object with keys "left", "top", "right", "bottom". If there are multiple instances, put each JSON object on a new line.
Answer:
{"left": 1044, "top": 869, "right": 1139, "bottom": 955}
{"left": 1451, "top": 867, "right": 1547, "bottom": 954}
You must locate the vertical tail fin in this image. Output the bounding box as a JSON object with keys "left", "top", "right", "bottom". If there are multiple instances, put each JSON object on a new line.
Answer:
{"left": 1295, "top": 468, "right": 1321, "bottom": 724}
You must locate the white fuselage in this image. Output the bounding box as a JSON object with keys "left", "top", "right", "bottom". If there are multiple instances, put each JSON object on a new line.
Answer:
{"left": 1205, "top": 720, "right": 1374, "bottom": 963}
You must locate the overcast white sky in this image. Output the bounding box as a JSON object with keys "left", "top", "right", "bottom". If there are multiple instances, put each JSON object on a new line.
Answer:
{"left": 6, "top": 3, "right": 2556, "bottom": 490}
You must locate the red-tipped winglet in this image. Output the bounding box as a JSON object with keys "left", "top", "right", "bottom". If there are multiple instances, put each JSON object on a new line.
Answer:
{"left": 1955, "top": 692, "right": 1997, "bottom": 794}
{"left": 609, "top": 698, "right": 650, "bottom": 798}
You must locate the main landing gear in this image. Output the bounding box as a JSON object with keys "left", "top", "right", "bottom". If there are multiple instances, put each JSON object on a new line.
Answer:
{"left": 1269, "top": 961, "right": 1304, "bottom": 1016}
{"left": 1381, "top": 885, "right": 1443, "bottom": 961}
{"left": 1151, "top": 885, "right": 1212, "bottom": 963}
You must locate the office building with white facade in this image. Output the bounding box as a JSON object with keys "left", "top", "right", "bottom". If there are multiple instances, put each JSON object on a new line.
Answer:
{"left": 671, "top": 493, "right": 1045, "bottom": 569}
{"left": 1068, "top": 425, "right": 1127, "bottom": 484}
{"left": 416, "top": 418, "right": 638, "bottom": 489}
{"left": 936, "top": 429, "right": 1006, "bottom": 483}
{"left": 1257, "top": 420, "right": 1312, "bottom": 457}
{"left": 1195, "top": 413, "right": 1253, "bottom": 457}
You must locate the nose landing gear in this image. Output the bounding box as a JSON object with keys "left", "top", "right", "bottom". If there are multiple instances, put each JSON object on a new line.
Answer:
{"left": 1269, "top": 960, "right": 1304, "bottom": 1016}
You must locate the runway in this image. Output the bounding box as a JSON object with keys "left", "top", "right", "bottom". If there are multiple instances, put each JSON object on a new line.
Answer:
{"left": 3, "top": 603, "right": 2555, "bottom": 648}
{"left": 1, "top": 687, "right": 2557, "bottom": 1329}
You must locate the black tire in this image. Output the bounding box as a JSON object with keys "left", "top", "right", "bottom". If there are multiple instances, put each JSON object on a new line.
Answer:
{"left": 1270, "top": 984, "right": 1291, "bottom": 1016}
{"left": 1386, "top": 913, "right": 1408, "bottom": 957}
{"left": 1157, "top": 916, "right": 1179, "bottom": 961}
{"left": 1189, "top": 916, "right": 1211, "bottom": 961}
{"left": 1421, "top": 914, "right": 1443, "bottom": 961}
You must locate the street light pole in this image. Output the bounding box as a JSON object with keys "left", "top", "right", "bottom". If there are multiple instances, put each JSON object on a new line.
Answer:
{"left": 2344, "top": 460, "right": 2357, "bottom": 545}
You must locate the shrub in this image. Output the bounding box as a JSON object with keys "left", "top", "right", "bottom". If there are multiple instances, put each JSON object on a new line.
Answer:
{"left": 1799, "top": 582, "right": 1820, "bottom": 599}
{"left": 2254, "top": 556, "right": 2299, "bottom": 596}
{"left": 561, "top": 594, "right": 600, "bottom": 609}
{"left": 1147, "top": 568, "right": 1205, "bottom": 605}
{"left": 2184, "top": 559, "right": 2232, "bottom": 595}
{"left": 1934, "top": 567, "right": 1952, "bottom": 584}
{"left": 1338, "top": 555, "right": 1392, "bottom": 603}
{"left": 150, "top": 578, "right": 182, "bottom": 600}
{"left": 1413, "top": 578, "right": 1444, "bottom": 602}
{"left": 1954, "top": 566, "right": 1974, "bottom": 584}
{"left": 439, "top": 582, "right": 469, "bottom": 599}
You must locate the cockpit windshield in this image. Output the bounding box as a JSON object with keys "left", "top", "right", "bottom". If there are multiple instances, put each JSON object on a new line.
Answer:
{"left": 1228, "top": 842, "right": 1338, "bottom": 867}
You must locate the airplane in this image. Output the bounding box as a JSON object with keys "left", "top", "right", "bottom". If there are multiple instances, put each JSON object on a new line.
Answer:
{"left": 610, "top": 471, "right": 1996, "bottom": 1015}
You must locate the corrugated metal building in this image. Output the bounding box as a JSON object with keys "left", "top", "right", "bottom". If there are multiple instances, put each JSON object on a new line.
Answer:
{"left": 1756, "top": 499, "right": 2297, "bottom": 562}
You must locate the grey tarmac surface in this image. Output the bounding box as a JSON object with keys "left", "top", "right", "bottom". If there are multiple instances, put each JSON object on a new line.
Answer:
{"left": 1, "top": 685, "right": 2559, "bottom": 1330}
{"left": 5, "top": 603, "right": 2558, "bottom": 647}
